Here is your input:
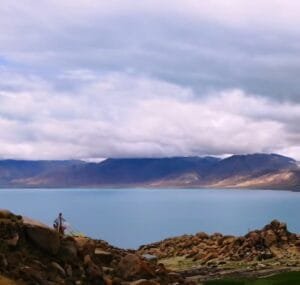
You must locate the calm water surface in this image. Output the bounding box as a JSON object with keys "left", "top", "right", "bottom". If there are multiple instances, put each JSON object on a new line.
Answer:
{"left": 0, "top": 188, "right": 299, "bottom": 248}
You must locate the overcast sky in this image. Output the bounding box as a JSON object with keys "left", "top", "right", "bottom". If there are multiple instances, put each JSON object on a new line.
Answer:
{"left": 0, "top": 0, "right": 300, "bottom": 160}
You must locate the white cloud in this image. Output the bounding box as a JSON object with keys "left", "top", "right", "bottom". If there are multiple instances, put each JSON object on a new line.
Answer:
{"left": 1, "top": 1, "right": 300, "bottom": 160}
{"left": 0, "top": 70, "right": 299, "bottom": 160}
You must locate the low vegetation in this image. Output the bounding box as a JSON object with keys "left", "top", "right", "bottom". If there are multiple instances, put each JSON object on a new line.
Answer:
{"left": 203, "top": 271, "right": 300, "bottom": 285}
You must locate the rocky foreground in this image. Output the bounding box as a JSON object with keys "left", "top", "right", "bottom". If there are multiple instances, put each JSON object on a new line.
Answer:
{"left": 138, "top": 220, "right": 300, "bottom": 282}
{"left": 0, "top": 210, "right": 196, "bottom": 285}
{"left": 0, "top": 210, "right": 299, "bottom": 284}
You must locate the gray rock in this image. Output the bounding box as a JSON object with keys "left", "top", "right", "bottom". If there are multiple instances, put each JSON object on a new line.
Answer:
{"left": 50, "top": 261, "right": 66, "bottom": 277}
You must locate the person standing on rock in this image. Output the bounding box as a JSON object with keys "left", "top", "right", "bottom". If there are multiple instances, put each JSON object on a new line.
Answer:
{"left": 53, "top": 212, "right": 66, "bottom": 235}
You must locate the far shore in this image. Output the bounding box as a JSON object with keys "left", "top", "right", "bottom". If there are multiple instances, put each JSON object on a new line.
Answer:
{"left": 0, "top": 185, "right": 299, "bottom": 192}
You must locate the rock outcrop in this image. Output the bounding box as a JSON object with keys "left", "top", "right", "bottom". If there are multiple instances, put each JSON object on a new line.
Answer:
{"left": 138, "top": 220, "right": 300, "bottom": 264}
{"left": 0, "top": 210, "right": 191, "bottom": 285}
{"left": 25, "top": 224, "right": 60, "bottom": 255}
{"left": 0, "top": 210, "right": 299, "bottom": 284}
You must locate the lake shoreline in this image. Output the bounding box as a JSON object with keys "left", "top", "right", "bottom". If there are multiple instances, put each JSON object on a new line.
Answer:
{"left": 1, "top": 188, "right": 300, "bottom": 248}
{"left": 0, "top": 186, "right": 299, "bottom": 192}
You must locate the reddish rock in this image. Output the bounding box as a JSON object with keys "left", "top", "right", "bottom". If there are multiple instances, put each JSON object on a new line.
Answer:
{"left": 104, "top": 276, "right": 113, "bottom": 285}
{"left": 196, "top": 232, "right": 209, "bottom": 239}
{"left": 74, "top": 236, "right": 96, "bottom": 257}
{"left": 263, "top": 230, "right": 277, "bottom": 247}
{"left": 118, "top": 254, "right": 154, "bottom": 280}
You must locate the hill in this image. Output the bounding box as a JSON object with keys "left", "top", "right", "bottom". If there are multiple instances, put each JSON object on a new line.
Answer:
{"left": 0, "top": 210, "right": 300, "bottom": 284}
{"left": 0, "top": 154, "right": 299, "bottom": 189}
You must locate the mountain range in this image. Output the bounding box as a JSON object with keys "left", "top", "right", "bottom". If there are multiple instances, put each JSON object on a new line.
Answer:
{"left": 0, "top": 153, "right": 299, "bottom": 189}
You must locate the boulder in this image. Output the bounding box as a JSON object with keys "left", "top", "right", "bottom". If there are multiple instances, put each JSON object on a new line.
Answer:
{"left": 246, "top": 232, "right": 261, "bottom": 246}
{"left": 168, "top": 272, "right": 184, "bottom": 283}
{"left": 221, "top": 236, "right": 236, "bottom": 246}
{"left": 0, "top": 210, "right": 21, "bottom": 221}
{"left": 20, "top": 266, "right": 46, "bottom": 284}
{"left": 50, "top": 261, "right": 66, "bottom": 277}
{"left": 4, "top": 233, "right": 19, "bottom": 247}
{"left": 25, "top": 225, "right": 60, "bottom": 254}
{"left": 271, "top": 220, "right": 286, "bottom": 231}
{"left": 94, "top": 249, "right": 113, "bottom": 264}
{"left": 263, "top": 230, "right": 277, "bottom": 247}
{"left": 196, "top": 232, "right": 209, "bottom": 239}
{"left": 104, "top": 276, "right": 113, "bottom": 285}
{"left": 0, "top": 214, "right": 21, "bottom": 242}
{"left": 59, "top": 238, "right": 78, "bottom": 261}
{"left": 202, "top": 252, "right": 218, "bottom": 263}
{"left": 118, "top": 254, "right": 154, "bottom": 280}
{"left": 83, "top": 254, "right": 104, "bottom": 284}
{"left": 74, "top": 236, "right": 96, "bottom": 257}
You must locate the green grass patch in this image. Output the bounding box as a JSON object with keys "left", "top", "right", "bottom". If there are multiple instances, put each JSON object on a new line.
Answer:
{"left": 204, "top": 271, "right": 300, "bottom": 285}
{"left": 160, "top": 256, "right": 202, "bottom": 271}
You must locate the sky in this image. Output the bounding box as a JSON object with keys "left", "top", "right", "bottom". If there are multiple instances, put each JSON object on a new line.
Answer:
{"left": 0, "top": 0, "right": 300, "bottom": 160}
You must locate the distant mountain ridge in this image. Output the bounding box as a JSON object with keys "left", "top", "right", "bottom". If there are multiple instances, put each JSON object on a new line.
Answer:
{"left": 0, "top": 153, "right": 299, "bottom": 189}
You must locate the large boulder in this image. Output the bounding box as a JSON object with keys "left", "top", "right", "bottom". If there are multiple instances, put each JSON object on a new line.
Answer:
{"left": 94, "top": 248, "right": 113, "bottom": 264}
{"left": 83, "top": 254, "right": 105, "bottom": 284}
{"left": 0, "top": 210, "right": 22, "bottom": 246}
{"left": 73, "top": 236, "right": 96, "bottom": 257}
{"left": 0, "top": 220, "right": 20, "bottom": 241}
{"left": 196, "top": 232, "right": 209, "bottom": 239}
{"left": 25, "top": 225, "right": 60, "bottom": 254}
{"left": 117, "top": 254, "right": 154, "bottom": 280}
{"left": 0, "top": 209, "right": 21, "bottom": 221}
{"left": 59, "top": 237, "right": 78, "bottom": 262}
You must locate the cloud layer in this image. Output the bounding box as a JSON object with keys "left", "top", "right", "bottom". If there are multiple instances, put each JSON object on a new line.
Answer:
{"left": 0, "top": 1, "right": 300, "bottom": 159}
{"left": 0, "top": 70, "right": 299, "bottom": 160}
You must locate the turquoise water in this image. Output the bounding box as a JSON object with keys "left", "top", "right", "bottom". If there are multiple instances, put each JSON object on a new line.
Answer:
{"left": 0, "top": 188, "right": 299, "bottom": 249}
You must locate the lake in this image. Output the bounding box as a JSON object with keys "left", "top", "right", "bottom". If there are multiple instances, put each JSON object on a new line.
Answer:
{"left": 0, "top": 188, "right": 299, "bottom": 249}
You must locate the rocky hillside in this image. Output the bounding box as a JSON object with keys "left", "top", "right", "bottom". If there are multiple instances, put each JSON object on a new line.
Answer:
{"left": 0, "top": 209, "right": 193, "bottom": 285}
{"left": 0, "top": 153, "right": 299, "bottom": 189}
{"left": 0, "top": 160, "right": 83, "bottom": 187}
{"left": 138, "top": 220, "right": 300, "bottom": 263}
{"left": 138, "top": 220, "right": 300, "bottom": 282}
{"left": 0, "top": 210, "right": 299, "bottom": 284}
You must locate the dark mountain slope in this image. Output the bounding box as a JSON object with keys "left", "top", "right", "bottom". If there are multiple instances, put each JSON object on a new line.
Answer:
{"left": 0, "top": 153, "right": 299, "bottom": 189}
{"left": 204, "top": 153, "right": 297, "bottom": 183}
{"left": 0, "top": 160, "right": 83, "bottom": 187}
{"left": 16, "top": 156, "right": 220, "bottom": 187}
